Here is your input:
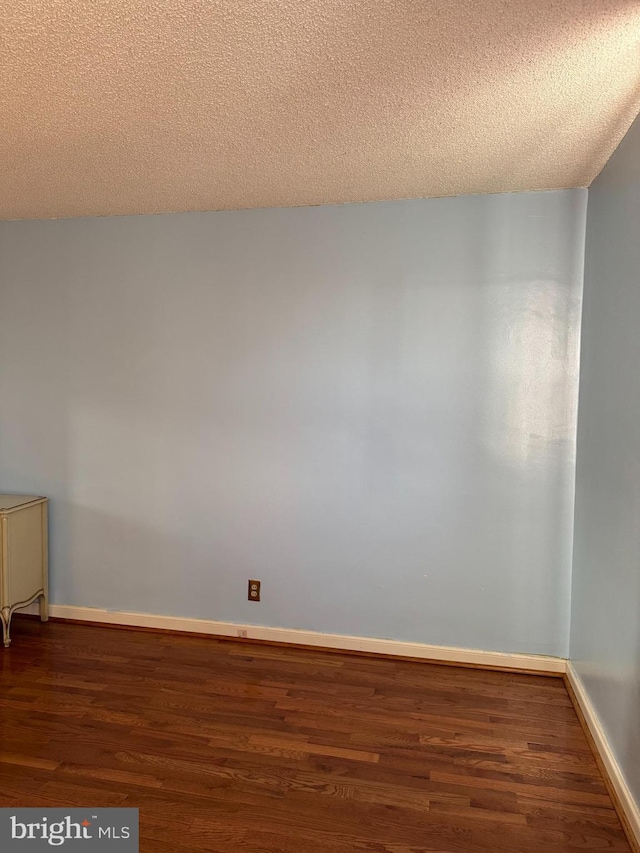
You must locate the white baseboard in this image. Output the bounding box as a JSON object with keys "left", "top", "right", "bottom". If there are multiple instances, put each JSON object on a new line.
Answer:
{"left": 19, "top": 602, "right": 565, "bottom": 673}
{"left": 566, "top": 663, "right": 640, "bottom": 849}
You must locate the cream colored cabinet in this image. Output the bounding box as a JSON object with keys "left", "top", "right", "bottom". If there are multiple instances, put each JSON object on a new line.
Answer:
{"left": 0, "top": 495, "right": 48, "bottom": 647}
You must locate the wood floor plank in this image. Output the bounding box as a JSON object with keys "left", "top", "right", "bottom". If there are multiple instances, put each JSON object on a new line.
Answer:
{"left": 0, "top": 616, "right": 632, "bottom": 853}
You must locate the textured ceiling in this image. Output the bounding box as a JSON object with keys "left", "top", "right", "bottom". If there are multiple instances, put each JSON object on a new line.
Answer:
{"left": 2, "top": 1, "right": 640, "bottom": 220}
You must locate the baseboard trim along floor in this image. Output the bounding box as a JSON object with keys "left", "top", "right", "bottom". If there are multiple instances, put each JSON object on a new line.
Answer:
{"left": 21, "top": 602, "right": 566, "bottom": 674}
{"left": 565, "top": 663, "right": 640, "bottom": 853}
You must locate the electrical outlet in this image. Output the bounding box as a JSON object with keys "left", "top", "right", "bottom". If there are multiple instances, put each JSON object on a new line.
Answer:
{"left": 237, "top": 629, "right": 248, "bottom": 638}
{"left": 248, "top": 579, "right": 261, "bottom": 602}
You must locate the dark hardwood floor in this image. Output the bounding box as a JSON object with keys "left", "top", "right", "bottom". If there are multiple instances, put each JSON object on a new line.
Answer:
{"left": 0, "top": 618, "right": 631, "bottom": 852}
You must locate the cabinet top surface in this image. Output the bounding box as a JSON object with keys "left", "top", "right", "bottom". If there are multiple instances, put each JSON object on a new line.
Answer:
{"left": 0, "top": 495, "right": 46, "bottom": 510}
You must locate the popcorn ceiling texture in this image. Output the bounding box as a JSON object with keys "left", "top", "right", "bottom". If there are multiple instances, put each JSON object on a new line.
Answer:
{"left": 1, "top": 1, "right": 640, "bottom": 220}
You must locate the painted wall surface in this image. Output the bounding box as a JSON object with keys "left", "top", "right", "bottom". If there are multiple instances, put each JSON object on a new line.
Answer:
{"left": 571, "top": 115, "right": 640, "bottom": 799}
{"left": 0, "top": 190, "right": 585, "bottom": 655}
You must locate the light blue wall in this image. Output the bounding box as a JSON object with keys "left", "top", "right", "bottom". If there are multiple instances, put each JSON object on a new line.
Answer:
{"left": 571, "top": 115, "right": 640, "bottom": 800}
{"left": 0, "top": 189, "right": 586, "bottom": 655}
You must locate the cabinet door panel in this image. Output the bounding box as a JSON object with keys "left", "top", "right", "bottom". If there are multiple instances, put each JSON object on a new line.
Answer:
{"left": 6, "top": 504, "right": 44, "bottom": 604}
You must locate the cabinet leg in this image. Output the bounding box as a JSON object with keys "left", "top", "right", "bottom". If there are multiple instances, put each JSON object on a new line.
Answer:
{"left": 39, "top": 592, "right": 49, "bottom": 622}
{"left": 1, "top": 609, "right": 11, "bottom": 648}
